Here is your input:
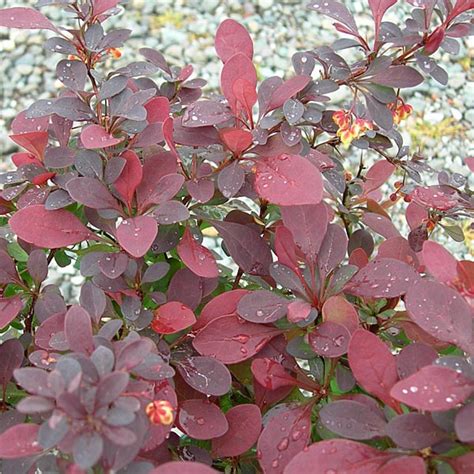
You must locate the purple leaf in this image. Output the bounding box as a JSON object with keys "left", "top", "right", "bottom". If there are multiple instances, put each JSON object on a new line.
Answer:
{"left": 372, "top": 65, "right": 424, "bottom": 88}
{"left": 319, "top": 400, "right": 386, "bottom": 439}
{"left": 0, "top": 339, "right": 24, "bottom": 388}
{"left": 308, "top": 321, "right": 351, "bottom": 358}
{"left": 215, "top": 19, "right": 254, "bottom": 63}
{"left": 281, "top": 203, "right": 328, "bottom": 263}
{"left": 237, "top": 290, "right": 289, "bottom": 324}
{"left": 405, "top": 280, "right": 473, "bottom": 353}
{"left": 345, "top": 258, "right": 419, "bottom": 298}
{"left": 0, "top": 7, "right": 58, "bottom": 31}
{"left": 179, "top": 399, "right": 228, "bottom": 440}
{"left": 64, "top": 305, "right": 94, "bottom": 354}
{"left": 67, "top": 177, "right": 120, "bottom": 210}
{"left": 0, "top": 296, "right": 23, "bottom": 329}
{"left": 0, "top": 423, "right": 42, "bottom": 459}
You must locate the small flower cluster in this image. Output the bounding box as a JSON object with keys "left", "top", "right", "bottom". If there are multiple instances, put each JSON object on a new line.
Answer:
{"left": 388, "top": 98, "right": 413, "bottom": 124}
{"left": 68, "top": 47, "right": 121, "bottom": 63}
{"left": 332, "top": 110, "right": 374, "bottom": 147}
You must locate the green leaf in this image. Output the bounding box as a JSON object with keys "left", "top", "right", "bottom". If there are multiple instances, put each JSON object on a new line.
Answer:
{"left": 7, "top": 242, "right": 28, "bottom": 262}
{"left": 442, "top": 224, "right": 465, "bottom": 242}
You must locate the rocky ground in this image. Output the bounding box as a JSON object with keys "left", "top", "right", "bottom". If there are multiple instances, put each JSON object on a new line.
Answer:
{"left": 0, "top": 0, "right": 472, "bottom": 295}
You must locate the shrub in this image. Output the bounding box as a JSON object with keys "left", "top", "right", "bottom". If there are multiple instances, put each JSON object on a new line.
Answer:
{"left": 0, "top": 0, "right": 473, "bottom": 473}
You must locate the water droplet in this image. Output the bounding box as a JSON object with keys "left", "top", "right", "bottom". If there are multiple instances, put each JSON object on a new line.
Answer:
{"left": 277, "top": 437, "right": 289, "bottom": 451}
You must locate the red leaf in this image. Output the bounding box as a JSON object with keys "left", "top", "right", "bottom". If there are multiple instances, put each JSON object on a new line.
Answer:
{"left": 145, "top": 96, "right": 170, "bottom": 123}
{"left": 378, "top": 456, "right": 427, "bottom": 474}
{"left": 322, "top": 295, "right": 359, "bottom": 333}
{"left": 215, "top": 19, "right": 254, "bottom": 63}
{"left": 114, "top": 150, "right": 143, "bottom": 209}
{"left": 362, "top": 212, "right": 400, "bottom": 239}
{"left": 116, "top": 215, "right": 158, "bottom": 258}
{"left": 193, "top": 314, "right": 281, "bottom": 364}
{"left": 237, "top": 290, "right": 288, "bottom": 324}
{"left": 0, "top": 423, "right": 42, "bottom": 459}
{"left": 150, "top": 461, "right": 218, "bottom": 474}
{"left": 221, "top": 53, "right": 257, "bottom": 113}
{"left": 92, "top": 0, "right": 121, "bottom": 17}
{"left": 344, "top": 258, "right": 419, "bottom": 298}
{"left": 0, "top": 7, "right": 57, "bottom": 31}
{"left": 9, "top": 205, "right": 93, "bottom": 248}
{"left": 450, "top": 452, "right": 474, "bottom": 474}
{"left": 80, "top": 125, "right": 124, "bottom": 149}
{"left": 362, "top": 160, "right": 396, "bottom": 195}
{"left": 412, "top": 186, "right": 458, "bottom": 211}
{"left": 233, "top": 78, "right": 258, "bottom": 120}
{"left": 219, "top": 127, "right": 253, "bottom": 156}
{"left": 267, "top": 75, "right": 311, "bottom": 112}
{"left": 251, "top": 358, "right": 298, "bottom": 390}
{"left": 9, "top": 131, "right": 48, "bottom": 160}
{"left": 255, "top": 155, "right": 323, "bottom": 206}
{"left": 287, "top": 300, "right": 312, "bottom": 324}
{"left": 280, "top": 203, "right": 328, "bottom": 263}
{"left": 390, "top": 365, "right": 474, "bottom": 411}
{"left": 195, "top": 289, "right": 250, "bottom": 331}
{"left": 405, "top": 280, "right": 473, "bottom": 353}
{"left": 179, "top": 399, "right": 228, "bottom": 440}
{"left": 257, "top": 404, "right": 312, "bottom": 474}
{"left": 212, "top": 404, "right": 262, "bottom": 458}
{"left": 369, "top": 0, "right": 398, "bottom": 40}
{"left": 64, "top": 305, "right": 94, "bottom": 354}
{"left": 151, "top": 301, "right": 196, "bottom": 334}
{"left": 284, "top": 439, "right": 388, "bottom": 474}
{"left": 422, "top": 241, "right": 458, "bottom": 286}
{"left": 177, "top": 228, "right": 219, "bottom": 278}
{"left": 0, "top": 296, "right": 23, "bottom": 328}
{"left": 348, "top": 329, "right": 398, "bottom": 407}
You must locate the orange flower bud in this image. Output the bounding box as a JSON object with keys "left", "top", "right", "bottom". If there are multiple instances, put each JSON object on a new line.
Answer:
{"left": 146, "top": 400, "right": 175, "bottom": 425}
{"left": 107, "top": 48, "right": 122, "bottom": 59}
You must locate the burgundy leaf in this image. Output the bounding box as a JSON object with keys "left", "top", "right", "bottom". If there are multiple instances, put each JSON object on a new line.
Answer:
{"left": 322, "top": 295, "right": 359, "bottom": 334}
{"left": 348, "top": 329, "right": 398, "bottom": 407}
{"left": 219, "top": 128, "right": 253, "bottom": 156}
{"left": 287, "top": 300, "right": 312, "bottom": 324}
{"left": 0, "top": 339, "right": 24, "bottom": 388}
{"left": 9, "top": 205, "right": 93, "bottom": 248}
{"left": 179, "top": 399, "right": 228, "bottom": 440}
{"left": 193, "top": 315, "right": 281, "bottom": 364}
{"left": 257, "top": 404, "right": 312, "bottom": 474}
{"left": 307, "top": 1, "right": 359, "bottom": 33}
{"left": 255, "top": 155, "right": 323, "bottom": 206}
{"left": 178, "top": 356, "right": 231, "bottom": 396}
{"left": 284, "top": 439, "right": 389, "bottom": 474}
{"left": 319, "top": 400, "right": 387, "bottom": 440}
{"left": 386, "top": 413, "right": 445, "bottom": 449}
{"left": 0, "top": 423, "right": 42, "bottom": 459}
{"left": 0, "top": 7, "right": 57, "bottom": 31}
{"left": 422, "top": 241, "right": 458, "bottom": 286}
{"left": 66, "top": 177, "right": 120, "bottom": 210}
{"left": 212, "top": 404, "right": 262, "bottom": 457}
{"left": 396, "top": 343, "right": 438, "bottom": 379}
{"left": 318, "top": 223, "right": 348, "bottom": 278}
{"left": 215, "top": 19, "right": 253, "bottom": 63}
{"left": 177, "top": 227, "right": 219, "bottom": 278}
{"left": 267, "top": 75, "right": 311, "bottom": 112}
{"left": 344, "top": 258, "right": 419, "bottom": 298}
{"left": 0, "top": 296, "right": 23, "bottom": 328}
{"left": 195, "top": 289, "right": 250, "bottom": 331}
{"left": 217, "top": 161, "right": 245, "bottom": 198}
{"left": 116, "top": 216, "right": 158, "bottom": 258}
{"left": 64, "top": 305, "right": 94, "bottom": 354}
{"left": 362, "top": 212, "right": 400, "bottom": 239}
{"left": 237, "top": 290, "right": 288, "bottom": 324}
{"left": 390, "top": 365, "right": 474, "bottom": 411}
{"left": 251, "top": 358, "right": 298, "bottom": 390}
{"left": 150, "top": 462, "right": 218, "bottom": 474}
{"left": 212, "top": 220, "right": 272, "bottom": 276}
{"left": 369, "top": 0, "right": 398, "bottom": 40}
{"left": 309, "top": 321, "right": 351, "bottom": 357}
{"left": 405, "top": 280, "right": 473, "bottom": 353}
{"left": 281, "top": 203, "right": 328, "bottom": 263}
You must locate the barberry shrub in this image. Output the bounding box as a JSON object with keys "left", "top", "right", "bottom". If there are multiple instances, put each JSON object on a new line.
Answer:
{"left": 0, "top": 0, "right": 473, "bottom": 472}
